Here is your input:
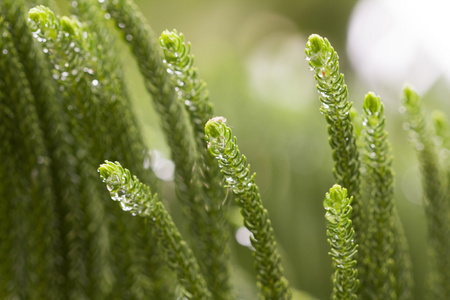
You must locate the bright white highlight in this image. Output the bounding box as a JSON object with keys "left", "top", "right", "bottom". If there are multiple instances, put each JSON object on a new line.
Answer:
{"left": 347, "top": 0, "right": 450, "bottom": 94}
{"left": 235, "top": 226, "right": 254, "bottom": 248}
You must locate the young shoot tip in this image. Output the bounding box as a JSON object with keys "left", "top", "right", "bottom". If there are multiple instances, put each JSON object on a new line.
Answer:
{"left": 205, "top": 116, "right": 227, "bottom": 139}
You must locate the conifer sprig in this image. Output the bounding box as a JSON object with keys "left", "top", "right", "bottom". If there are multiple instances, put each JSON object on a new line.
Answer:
{"left": 305, "top": 34, "right": 363, "bottom": 241}
{"left": 159, "top": 30, "right": 232, "bottom": 299}
{"left": 99, "top": 161, "right": 211, "bottom": 300}
{"left": 103, "top": 1, "right": 211, "bottom": 272}
{"left": 323, "top": 185, "right": 359, "bottom": 300}
{"left": 103, "top": 0, "right": 199, "bottom": 204}
{"left": 71, "top": 2, "right": 171, "bottom": 297}
{"left": 0, "top": 21, "right": 60, "bottom": 299}
{"left": 3, "top": 3, "right": 91, "bottom": 298}
{"left": 205, "top": 117, "right": 292, "bottom": 300}
{"left": 305, "top": 34, "right": 366, "bottom": 293}
{"left": 402, "top": 86, "right": 450, "bottom": 299}
{"left": 362, "top": 92, "right": 413, "bottom": 299}
{"left": 159, "top": 30, "right": 213, "bottom": 137}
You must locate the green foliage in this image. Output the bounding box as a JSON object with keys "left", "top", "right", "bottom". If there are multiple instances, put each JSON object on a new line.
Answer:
{"left": 159, "top": 29, "right": 232, "bottom": 299}
{"left": 305, "top": 34, "right": 364, "bottom": 247}
{"left": 205, "top": 117, "right": 292, "bottom": 300}
{"left": 323, "top": 185, "right": 358, "bottom": 300}
{"left": 402, "top": 86, "right": 450, "bottom": 299}
{"left": 98, "top": 161, "right": 211, "bottom": 300}
{"left": 306, "top": 34, "right": 416, "bottom": 299}
{"left": 362, "top": 92, "right": 413, "bottom": 299}
{"left": 2, "top": 1, "right": 450, "bottom": 300}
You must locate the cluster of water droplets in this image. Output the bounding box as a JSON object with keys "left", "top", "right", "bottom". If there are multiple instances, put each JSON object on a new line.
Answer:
{"left": 101, "top": 165, "right": 154, "bottom": 217}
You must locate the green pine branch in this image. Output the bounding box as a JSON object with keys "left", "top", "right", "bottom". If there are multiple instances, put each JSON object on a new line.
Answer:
{"left": 205, "top": 117, "right": 291, "bottom": 300}
{"left": 305, "top": 34, "right": 367, "bottom": 292}
{"left": 402, "top": 86, "right": 450, "bottom": 299}
{"left": 70, "top": 2, "right": 172, "bottom": 297}
{"left": 102, "top": 3, "right": 216, "bottom": 280}
{"left": 362, "top": 92, "right": 413, "bottom": 299}
{"left": 305, "top": 34, "right": 363, "bottom": 243}
{"left": 103, "top": 0, "right": 200, "bottom": 207}
{"left": 323, "top": 185, "right": 359, "bottom": 300}
{"left": 3, "top": 2, "right": 92, "bottom": 298}
{"left": 0, "top": 20, "right": 61, "bottom": 299}
{"left": 159, "top": 29, "right": 232, "bottom": 299}
{"left": 98, "top": 161, "right": 211, "bottom": 300}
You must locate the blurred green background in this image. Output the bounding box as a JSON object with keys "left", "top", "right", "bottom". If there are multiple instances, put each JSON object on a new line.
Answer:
{"left": 51, "top": 0, "right": 450, "bottom": 298}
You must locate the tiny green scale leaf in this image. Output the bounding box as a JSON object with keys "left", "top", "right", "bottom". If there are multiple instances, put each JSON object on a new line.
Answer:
{"left": 205, "top": 117, "right": 226, "bottom": 139}
{"left": 305, "top": 34, "right": 329, "bottom": 69}
{"left": 402, "top": 86, "right": 420, "bottom": 108}
{"left": 60, "top": 16, "right": 77, "bottom": 36}
{"left": 363, "top": 92, "right": 382, "bottom": 116}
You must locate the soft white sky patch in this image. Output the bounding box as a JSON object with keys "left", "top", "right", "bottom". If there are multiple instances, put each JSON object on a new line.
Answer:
{"left": 347, "top": 0, "right": 450, "bottom": 94}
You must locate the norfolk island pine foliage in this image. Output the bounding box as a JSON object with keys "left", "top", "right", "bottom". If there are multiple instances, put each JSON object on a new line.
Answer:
{"left": 1, "top": 0, "right": 450, "bottom": 299}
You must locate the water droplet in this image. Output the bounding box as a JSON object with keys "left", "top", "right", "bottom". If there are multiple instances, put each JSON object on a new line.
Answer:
{"left": 120, "top": 202, "right": 132, "bottom": 211}
{"left": 104, "top": 13, "right": 111, "bottom": 20}
{"left": 2, "top": 49, "right": 8, "bottom": 55}
{"left": 125, "top": 34, "right": 133, "bottom": 41}
{"left": 399, "top": 106, "right": 406, "bottom": 114}
{"left": 118, "top": 22, "right": 125, "bottom": 29}
{"left": 415, "top": 142, "right": 424, "bottom": 151}
{"left": 71, "top": 1, "right": 78, "bottom": 8}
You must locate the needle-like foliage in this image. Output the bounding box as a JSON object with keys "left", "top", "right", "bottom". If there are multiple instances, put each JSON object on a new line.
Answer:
{"left": 323, "top": 185, "right": 359, "bottom": 300}
{"left": 102, "top": 0, "right": 200, "bottom": 209}
{"left": 0, "top": 17, "right": 61, "bottom": 299}
{"left": 159, "top": 29, "right": 232, "bottom": 299}
{"left": 362, "top": 92, "right": 413, "bottom": 299}
{"left": 98, "top": 161, "right": 211, "bottom": 300}
{"left": 305, "top": 33, "right": 367, "bottom": 293}
{"left": 305, "top": 34, "right": 363, "bottom": 245}
{"left": 402, "top": 86, "right": 450, "bottom": 299}
{"left": 3, "top": 0, "right": 450, "bottom": 299}
{"left": 205, "top": 117, "right": 292, "bottom": 300}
